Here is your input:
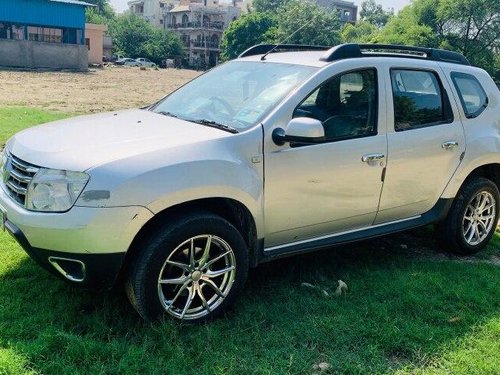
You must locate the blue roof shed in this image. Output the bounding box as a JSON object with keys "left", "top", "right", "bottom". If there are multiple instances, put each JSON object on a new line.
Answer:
{"left": 0, "top": 0, "right": 94, "bottom": 45}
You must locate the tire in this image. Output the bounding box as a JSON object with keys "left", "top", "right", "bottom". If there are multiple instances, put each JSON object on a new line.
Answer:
{"left": 125, "top": 212, "right": 249, "bottom": 322}
{"left": 436, "top": 177, "right": 499, "bottom": 255}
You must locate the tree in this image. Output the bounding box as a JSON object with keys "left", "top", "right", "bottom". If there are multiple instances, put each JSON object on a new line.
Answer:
{"left": 86, "top": 7, "right": 113, "bottom": 24}
{"left": 110, "top": 13, "right": 183, "bottom": 64}
{"left": 85, "top": 0, "right": 115, "bottom": 22}
{"left": 220, "top": 0, "right": 343, "bottom": 59}
{"left": 375, "top": 6, "right": 436, "bottom": 46}
{"left": 437, "top": 0, "right": 500, "bottom": 57}
{"left": 220, "top": 12, "right": 277, "bottom": 60}
{"left": 359, "top": 0, "right": 393, "bottom": 28}
{"left": 252, "top": 0, "right": 290, "bottom": 13}
{"left": 376, "top": 0, "right": 499, "bottom": 74}
{"left": 269, "top": 0, "right": 342, "bottom": 46}
{"left": 341, "top": 21, "right": 378, "bottom": 43}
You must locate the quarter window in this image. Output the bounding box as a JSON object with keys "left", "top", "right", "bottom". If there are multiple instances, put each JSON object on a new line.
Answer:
{"left": 294, "top": 69, "right": 377, "bottom": 141}
{"left": 451, "top": 72, "right": 488, "bottom": 118}
{"left": 391, "top": 69, "right": 452, "bottom": 131}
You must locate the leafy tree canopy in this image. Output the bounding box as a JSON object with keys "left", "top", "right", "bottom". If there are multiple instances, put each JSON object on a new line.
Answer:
{"left": 85, "top": 0, "right": 115, "bottom": 22}
{"left": 267, "top": 0, "right": 342, "bottom": 46}
{"left": 221, "top": 0, "right": 342, "bottom": 59}
{"left": 251, "top": 0, "right": 290, "bottom": 13}
{"left": 341, "top": 21, "right": 378, "bottom": 43}
{"left": 376, "top": 0, "right": 500, "bottom": 74}
{"left": 220, "top": 12, "right": 278, "bottom": 60}
{"left": 110, "top": 13, "right": 184, "bottom": 64}
{"left": 359, "top": 0, "right": 393, "bottom": 28}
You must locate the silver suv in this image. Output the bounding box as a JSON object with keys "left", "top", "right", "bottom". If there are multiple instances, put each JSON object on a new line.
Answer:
{"left": 1, "top": 44, "right": 499, "bottom": 322}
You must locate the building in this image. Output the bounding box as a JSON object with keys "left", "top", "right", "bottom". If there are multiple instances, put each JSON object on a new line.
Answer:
{"left": 85, "top": 23, "right": 108, "bottom": 64}
{"left": 0, "top": 0, "right": 93, "bottom": 71}
{"left": 166, "top": 0, "right": 241, "bottom": 68}
{"left": 129, "top": 0, "right": 242, "bottom": 68}
{"left": 128, "top": 0, "right": 179, "bottom": 27}
{"left": 316, "top": 0, "right": 358, "bottom": 23}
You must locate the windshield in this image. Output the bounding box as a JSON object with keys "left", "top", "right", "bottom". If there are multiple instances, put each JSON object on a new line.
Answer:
{"left": 151, "top": 61, "right": 318, "bottom": 131}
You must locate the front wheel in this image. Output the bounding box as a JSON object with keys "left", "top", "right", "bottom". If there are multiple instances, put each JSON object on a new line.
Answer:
{"left": 126, "top": 212, "right": 249, "bottom": 322}
{"left": 436, "top": 177, "right": 499, "bottom": 255}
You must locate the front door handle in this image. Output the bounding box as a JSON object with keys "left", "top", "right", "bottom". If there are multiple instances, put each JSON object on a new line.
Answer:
{"left": 361, "top": 153, "right": 385, "bottom": 163}
{"left": 442, "top": 141, "right": 459, "bottom": 150}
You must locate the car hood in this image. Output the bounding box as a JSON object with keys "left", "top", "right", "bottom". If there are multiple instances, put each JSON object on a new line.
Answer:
{"left": 7, "top": 109, "right": 232, "bottom": 171}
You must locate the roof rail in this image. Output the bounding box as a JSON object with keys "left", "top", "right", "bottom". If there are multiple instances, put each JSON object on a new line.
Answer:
{"left": 319, "top": 43, "right": 470, "bottom": 65}
{"left": 239, "top": 44, "right": 330, "bottom": 58}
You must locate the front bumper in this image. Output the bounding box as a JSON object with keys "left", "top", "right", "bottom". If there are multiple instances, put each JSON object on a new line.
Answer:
{"left": 0, "top": 185, "right": 154, "bottom": 288}
{"left": 5, "top": 220, "right": 125, "bottom": 289}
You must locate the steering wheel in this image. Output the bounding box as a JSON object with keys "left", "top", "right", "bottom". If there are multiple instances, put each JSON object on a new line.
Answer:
{"left": 209, "top": 97, "right": 235, "bottom": 117}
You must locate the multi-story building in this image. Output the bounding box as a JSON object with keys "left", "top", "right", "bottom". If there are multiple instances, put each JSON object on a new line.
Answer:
{"left": 129, "top": 0, "right": 179, "bottom": 28}
{"left": 316, "top": 0, "right": 357, "bottom": 23}
{"left": 129, "top": 0, "right": 242, "bottom": 68}
{"left": 128, "top": 0, "right": 355, "bottom": 68}
{"left": 164, "top": 0, "right": 240, "bottom": 68}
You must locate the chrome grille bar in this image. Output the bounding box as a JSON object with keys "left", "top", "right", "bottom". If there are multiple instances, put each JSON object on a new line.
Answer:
{"left": 6, "top": 179, "right": 27, "bottom": 195}
{"left": 3, "top": 154, "right": 40, "bottom": 207}
{"left": 9, "top": 168, "right": 32, "bottom": 184}
{"left": 11, "top": 157, "right": 39, "bottom": 175}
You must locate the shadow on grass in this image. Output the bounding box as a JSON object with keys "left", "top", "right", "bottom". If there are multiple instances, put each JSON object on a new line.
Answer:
{"left": 0, "top": 229, "right": 499, "bottom": 374}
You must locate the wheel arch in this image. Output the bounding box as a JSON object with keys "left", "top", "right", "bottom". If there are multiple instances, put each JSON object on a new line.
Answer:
{"left": 119, "top": 197, "right": 261, "bottom": 281}
{"left": 455, "top": 163, "right": 500, "bottom": 196}
{"left": 443, "top": 159, "right": 500, "bottom": 199}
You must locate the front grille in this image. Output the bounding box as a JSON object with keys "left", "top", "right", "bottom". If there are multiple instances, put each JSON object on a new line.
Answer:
{"left": 3, "top": 154, "right": 39, "bottom": 206}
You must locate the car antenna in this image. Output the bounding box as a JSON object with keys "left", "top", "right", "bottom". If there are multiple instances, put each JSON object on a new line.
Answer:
{"left": 260, "top": 18, "right": 315, "bottom": 61}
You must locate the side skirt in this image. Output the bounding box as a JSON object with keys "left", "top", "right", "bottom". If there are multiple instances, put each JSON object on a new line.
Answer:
{"left": 259, "top": 198, "right": 453, "bottom": 263}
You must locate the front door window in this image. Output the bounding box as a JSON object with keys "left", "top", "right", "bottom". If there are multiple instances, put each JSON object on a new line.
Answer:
{"left": 294, "top": 69, "right": 378, "bottom": 142}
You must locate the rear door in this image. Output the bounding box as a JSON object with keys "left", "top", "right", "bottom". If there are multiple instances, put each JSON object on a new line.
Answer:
{"left": 375, "top": 62, "right": 465, "bottom": 223}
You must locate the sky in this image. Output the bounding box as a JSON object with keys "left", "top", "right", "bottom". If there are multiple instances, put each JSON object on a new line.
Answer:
{"left": 109, "top": 0, "right": 412, "bottom": 14}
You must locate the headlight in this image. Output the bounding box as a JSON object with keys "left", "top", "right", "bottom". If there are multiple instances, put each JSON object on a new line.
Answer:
{"left": 26, "top": 169, "right": 89, "bottom": 212}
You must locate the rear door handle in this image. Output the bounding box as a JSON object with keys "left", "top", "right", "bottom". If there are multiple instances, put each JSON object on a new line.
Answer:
{"left": 442, "top": 141, "right": 459, "bottom": 150}
{"left": 361, "top": 153, "right": 385, "bottom": 163}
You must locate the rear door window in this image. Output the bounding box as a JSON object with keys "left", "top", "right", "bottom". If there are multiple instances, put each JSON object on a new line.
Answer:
{"left": 391, "top": 69, "right": 453, "bottom": 131}
{"left": 451, "top": 72, "right": 488, "bottom": 118}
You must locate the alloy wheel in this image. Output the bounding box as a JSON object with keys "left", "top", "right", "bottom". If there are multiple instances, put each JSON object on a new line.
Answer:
{"left": 462, "top": 191, "right": 496, "bottom": 246}
{"left": 157, "top": 235, "right": 237, "bottom": 320}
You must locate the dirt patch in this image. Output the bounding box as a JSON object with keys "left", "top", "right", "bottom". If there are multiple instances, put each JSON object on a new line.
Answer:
{"left": 0, "top": 66, "right": 200, "bottom": 113}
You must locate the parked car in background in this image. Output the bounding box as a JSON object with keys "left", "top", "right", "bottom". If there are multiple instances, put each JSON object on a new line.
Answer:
{"left": 160, "top": 59, "right": 175, "bottom": 69}
{"left": 115, "top": 58, "right": 140, "bottom": 67}
{"left": 103, "top": 54, "right": 123, "bottom": 63}
{"left": 135, "top": 58, "right": 157, "bottom": 67}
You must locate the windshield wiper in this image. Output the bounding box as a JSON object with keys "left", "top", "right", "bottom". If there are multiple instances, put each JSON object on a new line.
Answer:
{"left": 157, "top": 111, "right": 179, "bottom": 118}
{"left": 190, "top": 119, "right": 239, "bottom": 134}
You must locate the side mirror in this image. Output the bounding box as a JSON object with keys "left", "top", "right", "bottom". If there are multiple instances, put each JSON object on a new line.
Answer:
{"left": 272, "top": 117, "right": 325, "bottom": 146}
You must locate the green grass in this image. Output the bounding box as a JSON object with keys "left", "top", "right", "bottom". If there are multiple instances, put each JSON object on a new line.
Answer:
{"left": 0, "top": 108, "right": 499, "bottom": 374}
{"left": 0, "top": 107, "right": 70, "bottom": 147}
{"left": 1, "top": 230, "right": 499, "bottom": 375}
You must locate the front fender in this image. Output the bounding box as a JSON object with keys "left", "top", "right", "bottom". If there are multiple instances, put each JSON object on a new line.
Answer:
{"left": 76, "top": 128, "right": 265, "bottom": 237}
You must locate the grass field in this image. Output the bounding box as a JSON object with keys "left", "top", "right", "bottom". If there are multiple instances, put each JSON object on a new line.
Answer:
{"left": 0, "top": 107, "right": 499, "bottom": 375}
{"left": 0, "top": 107, "right": 69, "bottom": 149}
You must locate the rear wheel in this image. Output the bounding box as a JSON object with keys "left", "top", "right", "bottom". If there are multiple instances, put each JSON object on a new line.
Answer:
{"left": 126, "top": 212, "right": 249, "bottom": 322}
{"left": 436, "top": 177, "right": 499, "bottom": 255}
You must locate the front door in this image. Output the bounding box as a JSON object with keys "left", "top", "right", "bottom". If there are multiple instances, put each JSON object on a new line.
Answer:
{"left": 264, "top": 68, "right": 387, "bottom": 248}
{"left": 375, "top": 65, "right": 466, "bottom": 223}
